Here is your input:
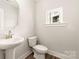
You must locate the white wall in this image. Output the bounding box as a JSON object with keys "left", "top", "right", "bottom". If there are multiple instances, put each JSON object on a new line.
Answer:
{"left": 13, "top": 0, "right": 35, "bottom": 59}
{"left": 35, "top": 0, "right": 79, "bottom": 59}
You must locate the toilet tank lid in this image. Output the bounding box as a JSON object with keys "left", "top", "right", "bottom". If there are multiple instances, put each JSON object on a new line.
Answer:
{"left": 28, "top": 36, "right": 37, "bottom": 40}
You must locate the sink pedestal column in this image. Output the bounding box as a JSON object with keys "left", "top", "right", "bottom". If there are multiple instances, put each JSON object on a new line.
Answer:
{"left": 6, "top": 48, "right": 16, "bottom": 59}
{"left": 2, "top": 50, "right": 6, "bottom": 59}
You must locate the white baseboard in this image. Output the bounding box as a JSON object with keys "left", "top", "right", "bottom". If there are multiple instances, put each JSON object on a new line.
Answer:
{"left": 18, "top": 50, "right": 32, "bottom": 59}
{"left": 18, "top": 49, "right": 76, "bottom": 59}
{"left": 47, "top": 50, "right": 73, "bottom": 59}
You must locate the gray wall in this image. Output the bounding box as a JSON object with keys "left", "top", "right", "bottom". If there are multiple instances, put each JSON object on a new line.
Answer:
{"left": 35, "top": 0, "right": 79, "bottom": 58}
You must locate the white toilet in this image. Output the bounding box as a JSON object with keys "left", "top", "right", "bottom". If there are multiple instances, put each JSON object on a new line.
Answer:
{"left": 28, "top": 36, "right": 48, "bottom": 59}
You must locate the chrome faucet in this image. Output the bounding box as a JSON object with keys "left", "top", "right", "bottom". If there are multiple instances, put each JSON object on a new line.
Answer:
{"left": 6, "top": 30, "right": 12, "bottom": 39}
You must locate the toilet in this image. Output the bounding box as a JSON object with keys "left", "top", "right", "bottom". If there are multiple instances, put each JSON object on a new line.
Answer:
{"left": 28, "top": 36, "right": 48, "bottom": 59}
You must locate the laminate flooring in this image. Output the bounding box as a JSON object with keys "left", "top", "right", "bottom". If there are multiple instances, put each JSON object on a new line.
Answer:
{"left": 25, "top": 53, "right": 60, "bottom": 59}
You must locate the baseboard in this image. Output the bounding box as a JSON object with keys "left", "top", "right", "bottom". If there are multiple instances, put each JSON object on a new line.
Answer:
{"left": 47, "top": 50, "right": 72, "bottom": 59}
{"left": 17, "top": 49, "right": 75, "bottom": 59}
{"left": 18, "top": 50, "right": 32, "bottom": 59}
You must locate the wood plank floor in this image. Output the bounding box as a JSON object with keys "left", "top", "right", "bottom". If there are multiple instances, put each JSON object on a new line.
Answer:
{"left": 25, "top": 53, "right": 60, "bottom": 59}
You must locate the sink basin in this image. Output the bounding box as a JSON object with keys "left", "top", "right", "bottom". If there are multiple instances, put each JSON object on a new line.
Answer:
{"left": 0, "top": 36, "right": 25, "bottom": 49}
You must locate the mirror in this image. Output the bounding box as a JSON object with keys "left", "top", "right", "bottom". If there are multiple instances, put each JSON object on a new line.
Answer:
{"left": 0, "top": 0, "right": 19, "bottom": 31}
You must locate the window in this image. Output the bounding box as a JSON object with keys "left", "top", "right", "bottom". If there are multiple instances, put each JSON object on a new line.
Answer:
{"left": 46, "top": 7, "right": 64, "bottom": 25}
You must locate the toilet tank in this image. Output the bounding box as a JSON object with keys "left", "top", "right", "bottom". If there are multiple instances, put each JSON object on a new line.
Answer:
{"left": 28, "top": 36, "right": 37, "bottom": 47}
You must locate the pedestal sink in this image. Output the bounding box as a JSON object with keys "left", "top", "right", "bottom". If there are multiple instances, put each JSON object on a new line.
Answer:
{"left": 0, "top": 35, "right": 25, "bottom": 49}
{"left": 0, "top": 35, "right": 25, "bottom": 59}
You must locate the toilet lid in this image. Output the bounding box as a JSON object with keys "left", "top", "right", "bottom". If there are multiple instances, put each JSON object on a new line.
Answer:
{"left": 33, "top": 45, "right": 48, "bottom": 51}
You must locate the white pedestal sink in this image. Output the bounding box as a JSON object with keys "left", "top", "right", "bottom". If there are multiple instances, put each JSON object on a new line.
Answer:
{"left": 0, "top": 35, "right": 25, "bottom": 59}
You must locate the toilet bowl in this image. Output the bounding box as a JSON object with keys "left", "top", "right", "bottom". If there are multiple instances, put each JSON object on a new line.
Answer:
{"left": 33, "top": 45, "right": 48, "bottom": 59}
{"left": 33, "top": 45, "right": 48, "bottom": 53}
{"left": 28, "top": 36, "right": 48, "bottom": 59}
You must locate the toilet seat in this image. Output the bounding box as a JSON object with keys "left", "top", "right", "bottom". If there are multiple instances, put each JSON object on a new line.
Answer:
{"left": 33, "top": 45, "right": 48, "bottom": 53}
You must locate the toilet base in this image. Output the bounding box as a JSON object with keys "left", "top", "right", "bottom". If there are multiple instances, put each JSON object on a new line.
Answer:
{"left": 33, "top": 51, "right": 45, "bottom": 59}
